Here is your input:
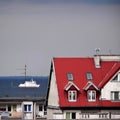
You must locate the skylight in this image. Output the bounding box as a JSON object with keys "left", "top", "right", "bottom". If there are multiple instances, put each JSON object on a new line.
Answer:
{"left": 67, "top": 73, "right": 73, "bottom": 81}
{"left": 86, "top": 72, "right": 92, "bottom": 80}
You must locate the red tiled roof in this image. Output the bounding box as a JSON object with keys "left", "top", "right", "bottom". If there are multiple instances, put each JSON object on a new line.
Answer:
{"left": 53, "top": 57, "right": 120, "bottom": 107}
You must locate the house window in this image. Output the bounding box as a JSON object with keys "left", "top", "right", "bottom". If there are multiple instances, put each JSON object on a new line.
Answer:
{"left": 8, "top": 105, "right": 11, "bottom": 112}
{"left": 67, "top": 73, "right": 73, "bottom": 81}
{"left": 24, "top": 104, "right": 32, "bottom": 112}
{"left": 66, "top": 112, "right": 76, "bottom": 119}
{"left": 68, "top": 90, "right": 77, "bottom": 102}
{"left": 39, "top": 105, "right": 42, "bottom": 111}
{"left": 86, "top": 72, "right": 92, "bottom": 80}
{"left": 88, "top": 90, "right": 96, "bottom": 101}
{"left": 112, "top": 72, "right": 120, "bottom": 82}
{"left": 0, "top": 105, "right": 6, "bottom": 111}
{"left": 111, "top": 91, "right": 120, "bottom": 101}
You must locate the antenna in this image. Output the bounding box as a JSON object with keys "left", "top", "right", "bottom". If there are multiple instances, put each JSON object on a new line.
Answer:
{"left": 25, "top": 64, "right": 27, "bottom": 80}
{"left": 95, "top": 48, "right": 100, "bottom": 55}
{"left": 17, "top": 64, "right": 27, "bottom": 80}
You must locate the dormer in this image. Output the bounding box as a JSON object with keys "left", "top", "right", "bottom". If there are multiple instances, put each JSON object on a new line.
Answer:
{"left": 83, "top": 81, "right": 99, "bottom": 91}
{"left": 83, "top": 81, "right": 99, "bottom": 102}
{"left": 64, "top": 82, "right": 80, "bottom": 102}
{"left": 64, "top": 82, "right": 80, "bottom": 91}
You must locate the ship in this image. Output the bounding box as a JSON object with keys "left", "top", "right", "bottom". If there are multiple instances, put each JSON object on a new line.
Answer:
{"left": 18, "top": 79, "right": 40, "bottom": 88}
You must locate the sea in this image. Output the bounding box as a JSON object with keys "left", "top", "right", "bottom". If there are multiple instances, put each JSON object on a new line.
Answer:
{"left": 0, "top": 76, "right": 49, "bottom": 98}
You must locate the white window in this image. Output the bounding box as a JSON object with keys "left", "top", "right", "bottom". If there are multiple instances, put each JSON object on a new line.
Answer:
{"left": 24, "top": 104, "right": 32, "bottom": 112}
{"left": 86, "top": 72, "right": 92, "bottom": 80}
{"left": 111, "top": 91, "right": 120, "bottom": 101}
{"left": 67, "top": 73, "right": 73, "bottom": 81}
{"left": 68, "top": 90, "right": 77, "bottom": 102}
{"left": 88, "top": 90, "right": 96, "bottom": 101}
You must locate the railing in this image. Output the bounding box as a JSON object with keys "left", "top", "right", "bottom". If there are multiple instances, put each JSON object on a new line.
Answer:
{"left": 79, "top": 113, "right": 109, "bottom": 119}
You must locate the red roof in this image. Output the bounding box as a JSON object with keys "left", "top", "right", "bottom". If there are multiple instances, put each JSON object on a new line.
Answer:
{"left": 64, "top": 82, "right": 80, "bottom": 91}
{"left": 83, "top": 81, "right": 99, "bottom": 91}
{"left": 53, "top": 58, "right": 120, "bottom": 107}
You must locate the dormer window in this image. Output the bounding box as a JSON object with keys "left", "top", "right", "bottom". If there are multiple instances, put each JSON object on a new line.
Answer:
{"left": 67, "top": 73, "right": 73, "bottom": 81}
{"left": 68, "top": 90, "right": 77, "bottom": 102}
{"left": 86, "top": 72, "right": 92, "bottom": 80}
{"left": 64, "top": 82, "right": 80, "bottom": 102}
{"left": 88, "top": 90, "right": 96, "bottom": 102}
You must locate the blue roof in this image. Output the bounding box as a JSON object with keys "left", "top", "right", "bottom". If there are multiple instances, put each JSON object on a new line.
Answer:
{"left": 0, "top": 76, "right": 48, "bottom": 98}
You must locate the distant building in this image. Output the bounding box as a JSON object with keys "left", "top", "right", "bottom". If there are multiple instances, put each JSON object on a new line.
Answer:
{"left": 0, "top": 76, "right": 48, "bottom": 120}
{"left": 47, "top": 55, "right": 120, "bottom": 119}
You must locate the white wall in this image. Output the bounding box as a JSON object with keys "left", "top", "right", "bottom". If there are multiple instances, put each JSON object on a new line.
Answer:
{"left": 16, "top": 104, "right": 22, "bottom": 112}
{"left": 101, "top": 78, "right": 120, "bottom": 100}
{"left": 48, "top": 67, "right": 59, "bottom": 107}
{"left": 22, "top": 101, "right": 33, "bottom": 120}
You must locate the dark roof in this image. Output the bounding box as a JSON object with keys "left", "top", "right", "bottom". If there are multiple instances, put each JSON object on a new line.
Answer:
{"left": 0, "top": 76, "right": 49, "bottom": 99}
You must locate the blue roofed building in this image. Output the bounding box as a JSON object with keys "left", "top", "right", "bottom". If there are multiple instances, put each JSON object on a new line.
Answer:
{"left": 0, "top": 76, "right": 48, "bottom": 120}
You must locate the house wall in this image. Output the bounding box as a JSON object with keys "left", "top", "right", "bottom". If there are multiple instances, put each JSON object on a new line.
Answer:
{"left": 16, "top": 104, "right": 22, "bottom": 112}
{"left": 11, "top": 104, "right": 22, "bottom": 118}
{"left": 101, "top": 79, "right": 120, "bottom": 100}
{"left": 54, "top": 110, "right": 120, "bottom": 119}
{"left": 48, "top": 69, "right": 59, "bottom": 107}
{"left": 22, "top": 101, "right": 33, "bottom": 120}
{"left": 47, "top": 63, "right": 61, "bottom": 119}
{"left": 47, "top": 108, "right": 62, "bottom": 119}
{"left": 36, "top": 104, "right": 46, "bottom": 118}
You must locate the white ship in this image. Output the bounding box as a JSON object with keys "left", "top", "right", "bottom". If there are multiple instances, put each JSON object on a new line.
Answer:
{"left": 19, "top": 79, "right": 40, "bottom": 88}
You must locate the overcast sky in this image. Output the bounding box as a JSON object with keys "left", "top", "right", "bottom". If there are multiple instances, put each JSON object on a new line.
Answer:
{"left": 0, "top": 0, "right": 120, "bottom": 76}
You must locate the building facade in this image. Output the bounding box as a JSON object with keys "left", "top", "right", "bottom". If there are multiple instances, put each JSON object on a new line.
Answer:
{"left": 0, "top": 76, "right": 48, "bottom": 120}
{"left": 0, "top": 97, "right": 46, "bottom": 119}
{"left": 47, "top": 55, "right": 120, "bottom": 119}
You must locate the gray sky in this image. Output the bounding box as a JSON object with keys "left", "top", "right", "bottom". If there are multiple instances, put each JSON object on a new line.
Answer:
{"left": 0, "top": 0, "right": 120, "bottom": 76}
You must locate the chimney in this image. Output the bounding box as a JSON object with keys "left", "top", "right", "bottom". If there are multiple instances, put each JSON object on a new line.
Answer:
{"left": 94, "top": 55, "right": 120, "bottom": 68}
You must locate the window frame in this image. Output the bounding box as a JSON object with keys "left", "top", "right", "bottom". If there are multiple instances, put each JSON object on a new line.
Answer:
{"left": 24, "top": 104, "right": 32, "bottom": 112}
{"left": 8, "top": 105, "right": 11, "bottom": 112}
{"left": 67, "top": 73, "right": 73, "bottom": 81}
{"left": 68, "top": 90, "right": 77, "bottom": 102}
{"left": 88, "top": 90, "right": 96, "bottom": 102}
{"left": 66, "top": 112, "right": 76, "bottom": 119}
{"left": 86, "top": 72, "right": 92, "bottom": 80}
{"left": 111, "top": 91, "right": 120, "bottom": 101}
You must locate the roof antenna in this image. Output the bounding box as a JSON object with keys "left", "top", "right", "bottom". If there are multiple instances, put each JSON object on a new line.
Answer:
{"left": 17, "top": 64, "right": 27, "bottom": 80}
{"left": 95, "top": 48, "right": 100, "bottom": 55}
{"left": 24, "top": 64, "right": 27, "bottom": 81}
{"left": 108, "top": 49, "right": 112, "bottom": 55}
